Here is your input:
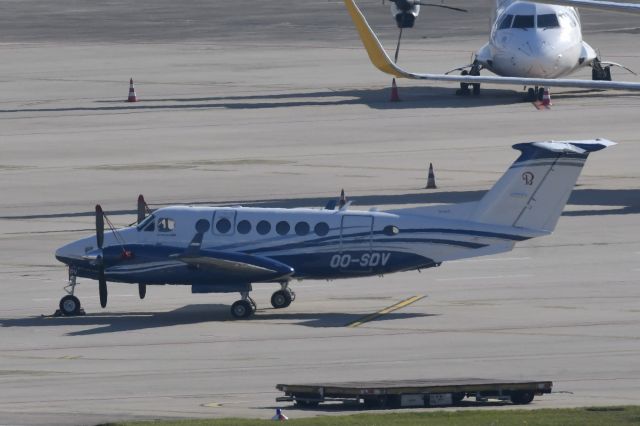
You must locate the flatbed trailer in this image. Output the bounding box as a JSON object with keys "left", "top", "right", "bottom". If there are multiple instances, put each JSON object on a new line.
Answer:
{"left": 276, "top": 378, "right": 553, "bottom": 409}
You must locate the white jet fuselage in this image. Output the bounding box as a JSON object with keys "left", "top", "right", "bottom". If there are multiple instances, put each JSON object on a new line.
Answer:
{"left": 476, "top": 1, "right": 596, "bottom": 79}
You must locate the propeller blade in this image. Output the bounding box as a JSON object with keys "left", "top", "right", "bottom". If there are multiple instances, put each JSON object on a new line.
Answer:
{"left": 98, "top": 268, "right": 108, "bottom": 308}
{"left": 139, "top": 283, "right": 146, "bottom": 299}
{"left": 95, "top": 204, "right": 104, "bottom": 249}
{"left": 137, "top": 195, "right": 146, "bottom": 224}
{"left": 418, "top": 3, "right": 468, "bottom": 12}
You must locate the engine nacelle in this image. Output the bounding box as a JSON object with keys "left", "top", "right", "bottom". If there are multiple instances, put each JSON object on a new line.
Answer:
{"left": 391, "top": 2, "right": 420, "bottom": 28}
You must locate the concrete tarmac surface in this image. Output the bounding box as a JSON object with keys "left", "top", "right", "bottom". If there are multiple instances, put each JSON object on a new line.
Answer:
{"left": 1, "top": 1, "right": 639, "bottom": 425}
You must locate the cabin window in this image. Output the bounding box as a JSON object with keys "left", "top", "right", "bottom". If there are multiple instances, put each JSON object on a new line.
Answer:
{"left": 257, "top": 220, "right": 271, "bottom": 235}
{"left": 498, "top": 14, "right": 513, "bottom": 30}
{"left": 295, "top": 222, "right": 310, "bottom": 236}
{"left": 314, "top": 222, "right": 329, "bottom": 236}
{"left": 537, "top": 14, "right": 559, "bottom": 29}
{"left": 384, "top": 225, "right": 400, "bottom": 236}
{"left": 216, "top": 218, "right": 232, "bottom": 234}
{"left": 237, "top": 220, "right": 251, "bottom": 234}
{"left": 512, "top": 15, "right": 534, "bottom": 29}
{"left": 276, "top": 221, "right": 290, "bottom": 235}
{"left": 157, "top": 218, "right": 175, "bottom": 233}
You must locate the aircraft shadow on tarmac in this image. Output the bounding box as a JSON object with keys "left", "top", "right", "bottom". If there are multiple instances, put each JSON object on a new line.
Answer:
{"left": 2, "top": 86, "right": 638, "bottom": 113}
{"left": 2, "top": 188, "right": 639, "bottom": 221}
{"left": 0, "top": 304, "right": 435, "bottom": 336}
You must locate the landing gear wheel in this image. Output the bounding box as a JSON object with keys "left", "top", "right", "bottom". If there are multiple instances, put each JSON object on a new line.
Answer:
{"left": 604, "top": 67, "right": 612, "bottom": 81}
{"left": 472, "top": 83, "right": 481, "bottom": 96}
{"left": 526, "top": 87, "right": 536, "bottom": 101}
{"left": 456, "top": 70, "right": 471, "bottom": 96}
{"left": 231, "top": 300, "right": 253, "bottom": 319}
{"left": 271, "top": 289, "right": 293, "bottom": 309}
{"left": 537, "top": 87, "right": 545, "bottom": 101}
{"left": 59, "top": 295, "right": 81, "bottom": 316}
{"left": 511, "top": 391, "right": 535, "bottom": 405}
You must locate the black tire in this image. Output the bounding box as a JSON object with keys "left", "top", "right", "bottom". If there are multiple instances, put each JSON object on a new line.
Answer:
{"left": 472, "top": 84, "right": 480, "bottom": 96}
{"left": 525, "top": 87, "right": 536, "bottom": 101}
{"left": 604, "top": 67, "right": 612, "bottom": 81}
{"left": 59, "top": 295, "right": 81, "bottom": 316}
{"left": 592, "top": 67, "right": 599, "bottom": 80}
{"left": 271, "top": 290, "right": 292, "bottom": 309}
{"left": 511, "top": 391, "right": 535, "bottom": 405}
{"left": 230, "top": 300, "right": 253, "bottom": 319}
{"left": 537, "top": 87, "right": 545, "bottom": 101}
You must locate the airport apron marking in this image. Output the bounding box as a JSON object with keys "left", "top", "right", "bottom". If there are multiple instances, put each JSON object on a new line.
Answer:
{"left": 346, "top": 295, "right": 425, "bottom": 328}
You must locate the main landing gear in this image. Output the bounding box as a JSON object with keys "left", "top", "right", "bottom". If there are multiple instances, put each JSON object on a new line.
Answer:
{"left": 455, "top": 61, "right": 482, "bottom": 96}
{"left": 592, "top": 58, "right": 612, "bottom": 81}
{"left": 229, "top": 283, "right": 296, "bottom": 319}
{"left": 56, "top": 267, "right": 84, "bottom": 316}
{"left": 525, "top": 86, "right": 546, "bottom": 102}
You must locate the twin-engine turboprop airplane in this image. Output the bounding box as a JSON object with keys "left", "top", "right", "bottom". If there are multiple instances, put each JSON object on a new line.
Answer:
{"left": 345, "top": 0, "right": 640, "bottom": 100}
{"left": 55, "top": 139, "right": 614, "bottom": 319}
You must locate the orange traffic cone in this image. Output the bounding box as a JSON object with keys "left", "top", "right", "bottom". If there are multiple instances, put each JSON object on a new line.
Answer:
{"left": 541, "top": 88, "right": 552, "bottom": 107}
{"left": 127, "top": 78, "right": 138, "bottom": 102}
{"left": 426, "top": 163, "right": 437, "bottom": 189}
{"left": 390, "top": 78, "right": 400, "bottom": 102}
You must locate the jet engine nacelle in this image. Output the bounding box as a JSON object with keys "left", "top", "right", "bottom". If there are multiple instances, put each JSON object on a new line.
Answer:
{"left": 390, "top": 1, "right": 420, "bottom": 28}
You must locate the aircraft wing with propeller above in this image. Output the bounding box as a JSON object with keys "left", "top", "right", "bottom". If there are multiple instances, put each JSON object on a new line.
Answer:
{"left": 344, "top": 0, "right": 640, "bottom": 100}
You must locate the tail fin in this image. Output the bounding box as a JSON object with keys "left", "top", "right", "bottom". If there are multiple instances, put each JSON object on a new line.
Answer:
{"left": 472, "top": 139, "right": 615, "bottom": 231}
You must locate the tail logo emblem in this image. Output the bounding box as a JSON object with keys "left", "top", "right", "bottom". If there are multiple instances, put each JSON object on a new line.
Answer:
{"left": 522, "top": 172, "right": 535, "bottom": 186}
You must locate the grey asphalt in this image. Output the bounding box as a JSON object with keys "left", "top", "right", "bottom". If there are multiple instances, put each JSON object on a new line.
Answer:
{"left": 0, "top": 1, "right": 639, "bottom": 425}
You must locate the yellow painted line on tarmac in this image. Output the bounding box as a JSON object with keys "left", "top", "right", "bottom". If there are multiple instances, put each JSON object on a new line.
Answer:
{"left": 346, "top": 295, "right": 425, "bottom": 328}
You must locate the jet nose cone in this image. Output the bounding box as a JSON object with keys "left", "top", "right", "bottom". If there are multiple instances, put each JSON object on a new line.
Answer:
{"left": 55, "top": 239, "right": 90, "bottom": 265}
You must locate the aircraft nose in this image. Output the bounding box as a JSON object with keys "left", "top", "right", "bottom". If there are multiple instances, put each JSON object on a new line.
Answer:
{"left": 55, "top": 239, "right": 91, "bottom": 265}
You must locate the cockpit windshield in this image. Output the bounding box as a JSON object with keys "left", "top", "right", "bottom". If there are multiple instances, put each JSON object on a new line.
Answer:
{"left": 537, "top": 14, "right": 560, "bottom": 29}
{"left": 137, "top": 214, "right": 155, "bottom": 231}
{"left": 512, "top": 15, "right": 534, "bottom": 29}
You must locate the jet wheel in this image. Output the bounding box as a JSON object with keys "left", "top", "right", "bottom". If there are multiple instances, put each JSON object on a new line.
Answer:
{"left": 59, "top": 295, "right": 81, "bottom": 316}
{"left": 271, "top": 289, "right": 292, "bottom": 309}
{"left": 231, "top": 300, "right": 254, "bottom": 319}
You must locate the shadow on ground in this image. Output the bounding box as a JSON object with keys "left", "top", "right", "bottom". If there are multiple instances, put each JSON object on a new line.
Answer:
{"left": 2, "top": 85, "right": 638, "bottom": 114}
{"left": 0, "top": 304, "right": 435, "bottom": 335}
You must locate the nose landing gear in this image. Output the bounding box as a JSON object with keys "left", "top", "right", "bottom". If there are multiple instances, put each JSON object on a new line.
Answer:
{"left": 56, "top": 267, "right": 85, "bottom": 316}
{"left": 525, "top": 86, "right": 546, "bottom": 102}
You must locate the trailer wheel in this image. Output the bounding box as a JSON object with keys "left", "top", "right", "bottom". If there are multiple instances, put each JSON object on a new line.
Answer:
{"left": 511, "top": 391, "right": 535, "bottom": 405}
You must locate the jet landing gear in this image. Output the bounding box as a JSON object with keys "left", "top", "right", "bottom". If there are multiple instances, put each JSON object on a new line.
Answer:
{"left": 271, "top": 282, "right": 296, "bottom": 309}
{"left": 525, "top": 86, "right": 546, "bottom": 102}
{"left": 230, "top": 291, "right": 257, "bottom": 319}
{"left": 56, "top": 267, "right": 85, "bottom": 316}
{"left": 455, "top": 62, "right": 482, "bottom": 96}
{"left": 592, "top": 58, "right": 612, "bottom": 81}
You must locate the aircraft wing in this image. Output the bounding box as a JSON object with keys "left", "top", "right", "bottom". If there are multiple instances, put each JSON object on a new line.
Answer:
{"left": 344, "top": 0, "right": 640, "bottom": 91}
{"left": 533, "top": 0, "right": 640, "bottom": 14}
{"left": 177, "top": 250, "right": 295, "bottom": 280}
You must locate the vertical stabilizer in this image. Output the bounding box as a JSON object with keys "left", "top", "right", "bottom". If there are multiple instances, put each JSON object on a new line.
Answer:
{"left": 472, "top": 139, "right": 615, "bottom": 231}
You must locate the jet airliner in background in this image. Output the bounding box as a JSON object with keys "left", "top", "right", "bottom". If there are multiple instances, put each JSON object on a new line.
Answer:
{"left": 55, "top": 140, "right": 614, "bottom": 319}
{"left": 345, "top": 0, "right": 640, "bottom": 100}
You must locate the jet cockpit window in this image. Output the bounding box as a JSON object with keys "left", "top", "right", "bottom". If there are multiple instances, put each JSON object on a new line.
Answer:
{"left": 497, "top": 14, "right": 513, "bottom": 30}
{"left": 537, "top": 14, "right": 559, "bottom": 29}
{"left": 512, "top": 15, "right": 534, "bottom": 29}
{"left": 157, "top": 218, "right": 175, "bottom": 233}
{"left": 137, "top": 214, "right": 155, "bottom": 231}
